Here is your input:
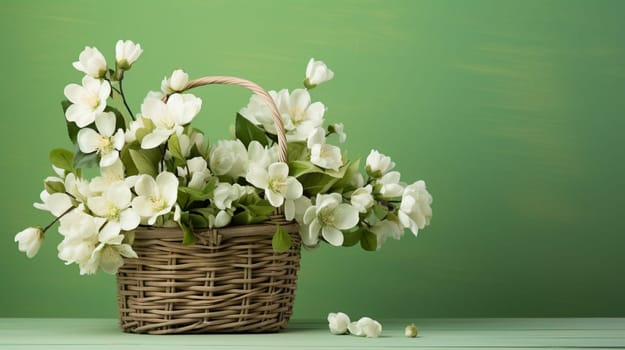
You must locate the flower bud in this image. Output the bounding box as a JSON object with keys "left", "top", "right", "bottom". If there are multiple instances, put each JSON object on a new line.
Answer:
{"left": 161, "top": 69, "right": 189, "bottom": 94}
{"left": 366, "top": 150, "right": 395, "bottom": 178}
{"left": 304, "top": 58, "right": 334, "bottom": 89}
{"left": 405, "top": 323, "right": 418, "bottom": 337}
{"left": 115, "top": 40, "right": 143, "bottom": 70}
{"left": 14, "top": 227, "right": 44, "bottom": 258}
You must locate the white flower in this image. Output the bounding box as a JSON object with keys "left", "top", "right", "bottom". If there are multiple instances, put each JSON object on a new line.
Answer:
{"left": 214, "top": 210, "right": 232, "bottom": 228}
{"left": 307, "top": 127, "right": 343, "bottom": 171}
{"left": 115, "top": 40, "right": 143, "bottom": 69}
{"left": 213, "top": 183, "right": 243, "bottom": 210}
{"left": 64, "top": 76, "right": 111, "bottom": 127}
{"left": 87, "top": 181, "right": 140, "bottom": 236}
{"left": 161, "top": 69, "right": 189, "bottom": 94}
{"left": 124, "top": 116, "right": 146, "bottom": 143}
{"left": 14, "top": 227, "right": 44, "bottom": 258}
{"left": 306, "top": 127, "right": 326, "bottom": 148}
{"left": 377, "top": 171, "right": 404, "bottom": 198}
{"left": 57, "top": 207, "right": 105, "bottom": 272}
{"left": 209, "top": 140, "right": 248, "bottom": 178}
{"left": 64, "top": 173, "right": 93, "bottom": 203}
{"left": 327, "top": 312, "right": 350, "bottom": 335}
{"left": 348, "top": 317, "right": 382, "bottom": 338}
{"left": 275, "top": 89, "right": 326, "bottom": 141}
{"left": 177, "top": 131, "right": 207, "bottom": 158}
{"left": 77, "top": 112, "right": 125, "bottom": 167}
{"left": 305, "top": 58, "right": 334, "bottom": 87}
{"left": 72, "top": 46, "right": 107, "bottom": 78}
{"left": 302, "top": 193, "right": 359, "bottom": 246}
{"left": 311, "top": 144, "right": 343, "bottom": 171}
{"left": 34, "top": 192, "right": 72, "bottom": 217}
{"left": 239, "top": 94, "right": 276, "bottom": 133}
{"left": 177, "top": 157, "right": 211, "bottom": 189}
{"left": 82, "top": 224, "right": 137, "bottom": 275}
{"left": 293, "top": 196, "right": 312, "bottom": 224}
{"left": 332, "top": 123, "right": 346, "bottom": 143}
{"left": 351, "top": 185, "right": 374, "bottom": 213}
{"left": 366, "top": 150, "right": 395, "bottom": 178}
{"left": 398, "top": 180, "right": 433, "bottom": 236}
{"left": 140, "top": 92, "right": 202, "bottom": 149}
{"left": 370, "top": 218, "right": 404, "bottom": 248}
{"left": 246, "top": 162, "right": 303, "bottom": 220}
{"left": 131, "top": 172, "right": 179, "bottom": 225}
{"left": 247, "top": 141, "right": 279, "bottom": 171}
{"left": 90, "top": 159, "right": 135, "bottom": 193}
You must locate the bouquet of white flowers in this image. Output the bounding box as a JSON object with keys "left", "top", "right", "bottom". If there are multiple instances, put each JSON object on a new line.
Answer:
{"left": 14, "top": 40, "right": 433, "bottom": 334}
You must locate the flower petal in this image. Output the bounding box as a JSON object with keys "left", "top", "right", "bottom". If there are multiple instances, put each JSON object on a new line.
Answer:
{"left": 268, "top": 162, "right": 289, "bottom": 180}
{"left": 46, "top": 193, "right": 72, "bottom": 217}
{"left": 284, "top": 177, "right": 303, "bottom": 199}
{"left": 77, "top": 128, "right": 101, "bottom": 154}
{"left": 133, "top": 175, "right": 157, "bottom": 197}
{"left": 266, "top": 189, "right": 284, "bottom": 207}
{"left": 333, "top": 204, "right": 359, "bottom": 230}
{"left": 99, "top": 151, "right": 118, "bottom": 167}
{"left": 322, "top": 226, "right": 344, "bottom": 246}
{"left": 141, "top": 129, "right": 171, "bottom": 149}
{"left": 284, "top": 199, "right": 295, "bottom": 221}
{"left": 95, "top": 112, "right": 116, "bottom": 136}
{"left": 63, "top": 84, "right": 84, "bottom": 104}
{"left": 245, "top": 165, "right": 269, "bottom": 189}
{"left": 156, "top": 172, "right": 179, "bottom": 206}
{"left": 120, "top": 208, "right": 140, "bottom": 231}
{"left": 87, "top": 196, "right": 109, "bottom": 217}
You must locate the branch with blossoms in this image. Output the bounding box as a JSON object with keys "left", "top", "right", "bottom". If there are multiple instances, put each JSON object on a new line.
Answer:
{"left": 14, "top": 41, "right": 434, "bottom": 276}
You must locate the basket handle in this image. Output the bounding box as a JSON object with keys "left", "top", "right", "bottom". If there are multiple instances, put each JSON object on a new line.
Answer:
{"left": 163, "top": 76, "right": 287, "bottom": 163}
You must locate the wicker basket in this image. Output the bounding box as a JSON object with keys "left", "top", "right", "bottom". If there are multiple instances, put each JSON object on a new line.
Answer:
{"left": 116, "top": 77, "right": 302, "bottom": 334}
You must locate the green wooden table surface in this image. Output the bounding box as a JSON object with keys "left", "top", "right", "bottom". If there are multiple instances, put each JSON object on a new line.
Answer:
{"left": 1, "top": 318, "right": 624, "bottom": 349}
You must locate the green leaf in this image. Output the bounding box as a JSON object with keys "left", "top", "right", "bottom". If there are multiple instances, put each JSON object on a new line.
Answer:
{"left": 120, "top": 145, "right": 139, "bottom": 176}
{"left": 189, "top": 213, "right": 210, "bottom": 228}
{"left": 331, "top": 159, "right": 361, "bottom": 192}
{"left": 325, "top": 160, "right": 351, "bottom": 179}
{"left": 178, "top": 186, "right": 212, "bottom": 202}
{"left": 236, "top": 113, "right": 269, "bottom": 147}
{"left": 61, "top": 100, "right": 80, "bottom": 144}
{"left": 49, "top": 148, "right": 74, "bottom": 172}
{"left": 299, "top": 173, "right": 339, "bottom": 195}
{"left": 179, "top": 220, "right": 197, "bottom": 245}
{"left": 129, "top": 149, "right": 157, "bottom": 177}
{"left": 272, "top": 225, "right": 292, "bottom": 253}
{"left": 289, "top": 160, "right": 324, "bottom": 178}
{"left": 232, "top": 206, "right": 270, "bottom": 225}
{"left": 342, "top": 228, "right": 363, "bottom": 247}
{"left": 167, "top": 133, "right": 184, "bottom": 161}
{"left": 287, "top": 141, "right": 309, "bottom": 162}
{"left": 360, "top": 229, "right": 378, "bottom": 251}
{"left": 73, "top": 150, "right": 99, "bottom": 169}
{"left": 372, "top": 204, "right": 389, "bottom": 220}
{"left": 44, "top": 180, "right": 65, "bottom": 194}
{"left": 135, "top": 117, "right": 155, "bottom": 143}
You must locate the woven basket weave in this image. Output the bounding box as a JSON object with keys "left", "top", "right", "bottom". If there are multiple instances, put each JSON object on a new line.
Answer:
{"left": 116, "top": 77, "right": 302, "bottom": 334}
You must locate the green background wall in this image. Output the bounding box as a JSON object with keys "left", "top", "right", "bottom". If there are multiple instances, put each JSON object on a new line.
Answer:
{"left": 1, "top": 0, "right": 624, "bottom": 319}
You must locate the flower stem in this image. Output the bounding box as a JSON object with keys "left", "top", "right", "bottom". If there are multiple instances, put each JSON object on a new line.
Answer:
{"left": 118, "top": 72, "right": 135, "bottom": 120}
{"left": 42, "top": 206, "right": 75, "bottom": 233}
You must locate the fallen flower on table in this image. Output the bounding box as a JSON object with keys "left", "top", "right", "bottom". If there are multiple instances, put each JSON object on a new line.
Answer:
{"left": 327, "top": 312, "right": 350, "bottom": 335}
